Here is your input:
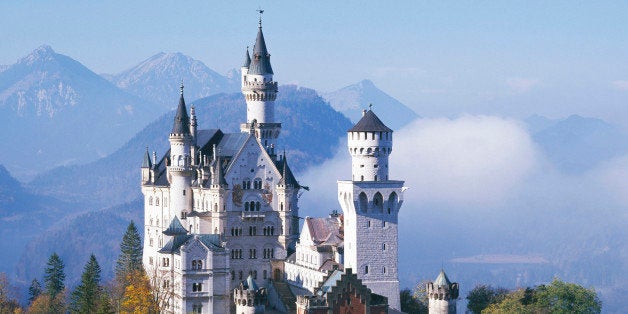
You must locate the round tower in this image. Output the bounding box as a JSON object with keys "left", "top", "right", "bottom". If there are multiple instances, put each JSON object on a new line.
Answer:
{"left": 233, "top": 275, "right": 266, "bottom": 314}
{"left": 240, "top": 17, "right": 281, "bottom": 154}
{"left": 426, "top": 270, "right": 459, "bottom": 314}
{"left": 168, "top": 83, "right": 194, "bottom": 218}
{"left": 337, "top": 107, "right": 404, "bottom": 311}
{"left": 347, "top": 108, "right": 393, "bottom": 182}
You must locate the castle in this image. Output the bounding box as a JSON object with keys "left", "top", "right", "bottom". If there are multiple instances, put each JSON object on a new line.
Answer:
{"left": 141, "top": 16, "right": 458, "bottom": 314}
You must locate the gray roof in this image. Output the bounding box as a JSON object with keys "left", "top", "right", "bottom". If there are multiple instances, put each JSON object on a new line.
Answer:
{"left": 216, "top": 133, "right": 250, "bottom": 157}
{"left": 318, "top": 269, "right": 343, "bottom": 295}
{"left": 243, "top": 48, "right": 251, "bottom": 68}
{"left": 248, "top": 27, "right": 274, "bottom": 75}
{"left": 163, "top": 216, "right": 187, "bottom": 236}
{"left": 171, "top": 92, "right": 190, "bottom": 134}
{"left": 348, "top": 110, "right": 392, "bottom": 132}
{"left": 159, "top": 233, "right": 223, "bottom": 255}
{"left": 276, "top": 154, "right": 300, "bottom": 188}
{"left": 142, "top": 148, "right": 152, "bottom": 168}
{"left": 434, "top": 269, "right": 452, "bottom": 287}
{"left": 243, "top": 275, "right": 259, "bottom": 291}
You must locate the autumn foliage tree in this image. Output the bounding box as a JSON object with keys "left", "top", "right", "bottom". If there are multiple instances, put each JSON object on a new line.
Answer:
{"left": 120, "top": 269, "right": 159, "bottom": 314}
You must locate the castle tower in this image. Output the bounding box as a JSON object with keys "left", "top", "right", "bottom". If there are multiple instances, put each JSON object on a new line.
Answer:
{"left": 233, "top": 275, "right": 267, "bottom": 314}
{"left": 337, "top": 108, "right": 404, "bottom": 311}
{"left": 427, "top": 270, "right": 459, "bottom": 314}
{"left": 168, "top": 83, "right": 194, "bottom": 221}
{"left": 275, "top": 153, "right": 301, "bottom": 254}
{"left": 240, "top": 17, "right": 280, "bottom": 155}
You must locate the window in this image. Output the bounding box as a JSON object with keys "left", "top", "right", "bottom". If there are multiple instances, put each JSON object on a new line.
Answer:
{"left": 254, "top": 178, "right": 262, "bottom": 189}
{"left": 231, "top": 271, "right": 235, "bottom": 280}
{"left": 155, "top": 198, "right": 159, "bottom": 206}
{"left": 162, "top": 258, "right": 170, "bottom": 267}
{"left": 183, "top": 190, "right": 185, "bottom": 196}
{"left": 365, "top": 265, "right": 369, "bottom": 274}
{"left": 192, "top": 304, "right": 202, "bottom": 314}
{"left": 192, "top": 283, "right": 203, "bottom": 292}
{"left": 366, "top": 220, "right": 371, "bottom": 228}
{"left": 263, "top": 270, "right": 267, "bottom": 279}
{"left": 149, "top": 197, "right": 153, "bottom": 205}
{"left": 149, "top": 257, "right": 153, "bottom": 265}
{"left": 382, "top": 243, "right": 386, "bottom": 250}
{"left": 383, "top": 266, "right": 387, "bottom": 274}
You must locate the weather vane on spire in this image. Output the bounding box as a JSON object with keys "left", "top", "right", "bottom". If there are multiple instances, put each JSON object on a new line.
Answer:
{"left": 180, "top": 80, "right": 184, "bottom": 95}
{"left": 257, "top": 8, "right": 264, "bottom": 27}
{"left": 369, "top": 103, "right": 373, "bottom": 111}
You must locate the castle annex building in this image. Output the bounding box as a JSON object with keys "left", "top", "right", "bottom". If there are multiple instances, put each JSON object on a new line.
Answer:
{"left": 141, "top": 17, "right": 446, "bottom": 313}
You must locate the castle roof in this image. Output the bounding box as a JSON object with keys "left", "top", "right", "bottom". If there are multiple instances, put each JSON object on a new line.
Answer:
{"left": 434, "top": 269, "right": 452, "bottom": 287}
{"left": 171, "top": 87, "right": 190, "bottom": 134}
{"left": 305, "top": 216, "right": 343, "bottom": 246}
{"left": 243, "top": 47, "right": 251, "bottom": 68}
{"left": 163, "top": 216, "right": 187, "bottom": 236}
{"left": 243, "top": 275, "right": 259, "bottom": 291}
{"left": 141, "top": 147, "right": 152, "bottom": 168}
{"left": 277, "top": 154, "right": 300, "bottom": 188}
{"left": 158, "top": 233, "right": 223, "bottom": 255}
{"left": 348, "top": 109, "right": 392, "bottom": 132}
{"left": 248, "top": 26, "right": 274, "bottom": 75}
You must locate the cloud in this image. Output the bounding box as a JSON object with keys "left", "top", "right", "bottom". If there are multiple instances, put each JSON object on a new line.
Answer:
{"left": 506, "top": 77, "right": 540, "bottom": 94}
{"left": 392, "top": 116, "right": 539, "bottom": 207}
{"left": 611, "top": 80, "right": 628, "bottom": 91}
{"left": 299, "top": 115, "right": 539, "bottom": 214}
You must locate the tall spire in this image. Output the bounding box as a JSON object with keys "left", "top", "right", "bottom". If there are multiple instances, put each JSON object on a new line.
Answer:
{"left": 142, "top": 146, "right": 152, "bottom": 168}
{"left": 249, "top": 14, "right": 273, "bottom": 75}
{"left": 243, "top": 46, "right": 251, "bottom": 68}
{"left": 171, "top": 81, "right": 190, "bottom": 135}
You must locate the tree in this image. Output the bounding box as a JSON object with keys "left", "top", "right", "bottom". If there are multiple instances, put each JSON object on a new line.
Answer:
{"left": 44, "top": 253, "right": 65, "bottom": 298}
{"left": 120, "top": 269, "right": 159, "bottom": 314}
{"left": 28, "top": 279, "right": 42, "bottom": 304}
{"left": 484, "top": 288, "right": 541, "bottom": 314}
{"left": 466, "top": 284, "right": 509, "bottom": 314}
{"left": 28, "top": 291, "right": 67, "bottom": 314}
{"left": 0, "top": 273, "right": 20, "bottom": 313}
{"left": 70, "top": 254, "right": 103, "bottom": 313}
{"left": 400, "top": 288, "right": 427, "bottom": 314}
{"left": 116, "top": 221, "right": 143, "bottom": 282}
{"left": 535, "top": 278, "right": 601, "bottom": 313}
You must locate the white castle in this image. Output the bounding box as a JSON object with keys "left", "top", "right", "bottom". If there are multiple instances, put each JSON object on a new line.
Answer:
{"left": 141, "top": 17, "right": 453, "bottom": 314}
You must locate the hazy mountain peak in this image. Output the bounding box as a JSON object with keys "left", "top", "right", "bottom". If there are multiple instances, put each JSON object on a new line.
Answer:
{"left": 19, "top": 45, "right": 57, "bottom": 65}
{"left": 322, "top": 79, "right": 418, "bottom": 130}
{"left": 109, "top": 52, "right": 240, "bottom": 108}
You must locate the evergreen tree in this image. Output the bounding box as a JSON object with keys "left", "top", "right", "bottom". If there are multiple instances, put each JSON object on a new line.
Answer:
{"left": 28, "top": 278, "right": 42, "bottom": 304}
{"left": 115, "top": 221, "right": 143, "bottom": 282}
{"left": 70, "top": 254, "right": 102, "bottom": 313}
{"left": 44, "top": 253, "right": 65, "bottom": 298}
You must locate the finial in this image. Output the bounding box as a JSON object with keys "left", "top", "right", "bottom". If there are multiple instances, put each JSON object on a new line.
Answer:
{"left": 180, "top": 80, "right": 184, "bottom": 95}
{"left": 257, "top": 8, "right": 264, "bottom": 28}
{"left": 369, "top": 103, "right": 373, "bottom": 111}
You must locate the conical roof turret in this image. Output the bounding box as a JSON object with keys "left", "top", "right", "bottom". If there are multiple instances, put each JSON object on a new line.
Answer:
{"left": 348, "top": 109, "right": 392, "bottom": 132}
{"left": 142, "top": 147, "right": 152, "bottom": 168}
{"left": 243, "top": 47, "right": 251, "bottom": 68}
{"left": 248, "top": 26, "right": 274, "bottom": 75}
{"left": 171, "top": 83, "right": 190, "bottom": 135}
{"left": 278, "top": 152, "right": 299, "bottom": 188}
{"left": 163, "top": 216, "right": 188, "bottom": 236}
{"left": 434, "top": 269, "right": 452, "bottom": 287}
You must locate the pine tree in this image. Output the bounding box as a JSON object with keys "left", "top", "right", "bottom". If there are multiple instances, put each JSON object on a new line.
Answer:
{"left": 28, "top": 278, "right": 42, "bottom": 304}
{"left": 44, "top": 253, "right": 65, "bottom": 298}
{"left": 70, "top": 254, "right": 102, "bottom": 313}
{"left": 115, "top": 221, "right": 143, "bottom": 282}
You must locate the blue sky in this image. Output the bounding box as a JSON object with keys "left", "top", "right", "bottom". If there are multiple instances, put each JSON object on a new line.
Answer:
{"left": 2, "top": 1, "right": 628, "bottom": 126}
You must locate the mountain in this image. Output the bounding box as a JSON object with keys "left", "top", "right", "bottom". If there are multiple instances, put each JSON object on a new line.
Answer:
{"left": 526, "top": 114, "right": 628, "bottom": 173}
{"left": 16, "top": 199, "right": 142, "bottom": 289}
{"left": 0, "top": 164, "right": 74, "bottom": 275}
{"left": 0, "top": 45, "right": 161, "bottom": 180}
{"left": 27, "top": 85, "right": 352, "bottom": 207}
{"left": 322, "top": 79, "right": 419, "bottom": 130}
{"left": 107, "top": 52, "right": 239, "bottom": 109}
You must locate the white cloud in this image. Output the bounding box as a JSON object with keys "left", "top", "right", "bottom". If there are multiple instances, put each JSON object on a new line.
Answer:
{"left": 299, "top": 115, "right": 539, "bottom": 214}
{"left": 506, "top": 77, "right": 540, "bottom": 94}
{"left": 392, "top": 116, "right": 539, "bottom": 207}
{"left": 611, "top": 80, "right": 628, "bottom": 91}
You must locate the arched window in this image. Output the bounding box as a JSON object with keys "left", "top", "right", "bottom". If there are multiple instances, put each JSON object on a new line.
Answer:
{"left": 254, "top": 178, "right": 262, "bottom": 189}
{"left": 192, "top": 260, "right": 196, "bottom": 269}
{"left": 373, "top": 192, "right": 384, "bottom": 213}
{"left": 149, "top": 197, "right": 153, "bottom": 205}
{"left": 256, "top": 201, "right": 261, "bottom": 211}
{"left": 388, "top": 192, "right": 398, "bottom": 213}
{"left": 155, "top": 198, "right": 159, "bottom": 206}
{"left": 359, "top": 192, "right": 368, "bottom": 212}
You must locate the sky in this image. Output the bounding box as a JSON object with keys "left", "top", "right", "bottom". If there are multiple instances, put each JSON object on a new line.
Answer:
{"left": 2, "top": 1, "right": 628, "bottom": 126}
